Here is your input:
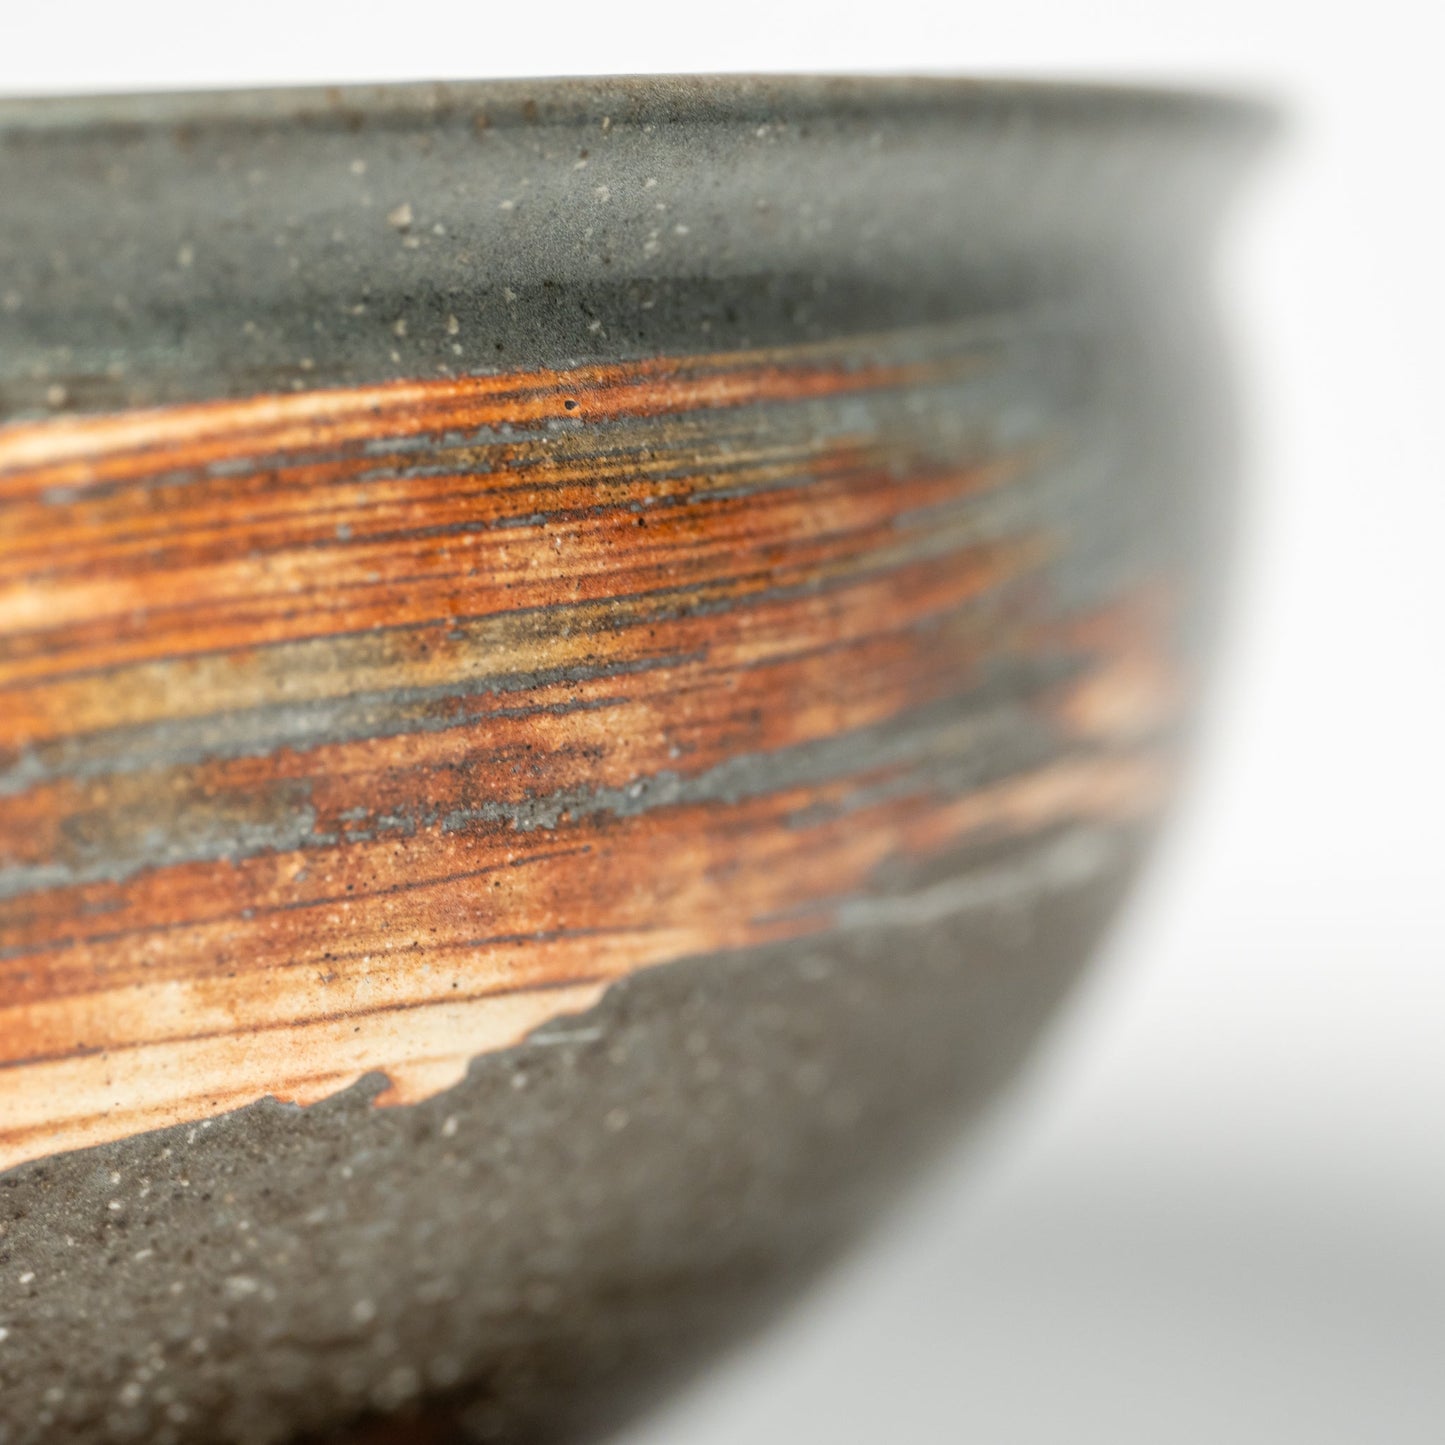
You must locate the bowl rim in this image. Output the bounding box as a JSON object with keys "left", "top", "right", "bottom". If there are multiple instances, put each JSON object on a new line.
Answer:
{"left": 0, "top": 72, "right": 1274, "bottom": 139}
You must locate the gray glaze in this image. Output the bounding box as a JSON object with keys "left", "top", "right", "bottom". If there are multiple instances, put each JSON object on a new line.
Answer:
{"left": 0, "top": 77, "right": 1266, "bottom": 1444}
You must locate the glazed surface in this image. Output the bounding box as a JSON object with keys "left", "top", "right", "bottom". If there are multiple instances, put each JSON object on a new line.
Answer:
{"left": 0, "top": 326, "right": 1174, "bottom": 1171}
{"left": 0, "top": 77, "right": 1258, "bottom": 1443}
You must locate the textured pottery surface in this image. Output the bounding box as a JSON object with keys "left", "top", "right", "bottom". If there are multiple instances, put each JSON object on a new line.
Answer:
{"left": 0, "top": 77, "right": 1263, "bottom": 1444}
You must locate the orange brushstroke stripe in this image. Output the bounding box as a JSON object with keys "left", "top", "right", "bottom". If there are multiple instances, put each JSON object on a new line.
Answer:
{"left": 0, "top": 343, "right": 950, "bottom": 496}
{"left": 0, "top": 549, "right": 1033, "bottom": 885}
{"left": 0, "top": 340, "right": 1174, "bottom": 1172}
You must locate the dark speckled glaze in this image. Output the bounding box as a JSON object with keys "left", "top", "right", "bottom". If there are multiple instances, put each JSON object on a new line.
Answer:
{"left": 0, "top": 76, "right": 1266, "bottom": 1445}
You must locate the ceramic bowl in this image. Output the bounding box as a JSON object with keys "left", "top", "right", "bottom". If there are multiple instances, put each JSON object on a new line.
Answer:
{"left": 0, "top": 76, "right": 1265, "bottom": 1445}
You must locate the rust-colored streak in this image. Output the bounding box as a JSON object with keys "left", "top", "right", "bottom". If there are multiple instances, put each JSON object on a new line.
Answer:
{"left": 0, "top": 337, "right": 1175, "bottom": 1172}
{"left": 0, "top": 343, "right": 943, "bottom": 498}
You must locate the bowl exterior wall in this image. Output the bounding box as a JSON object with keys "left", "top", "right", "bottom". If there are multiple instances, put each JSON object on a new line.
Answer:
{"left": 0, "top": 78, "right": 1260, "bottom": 1444}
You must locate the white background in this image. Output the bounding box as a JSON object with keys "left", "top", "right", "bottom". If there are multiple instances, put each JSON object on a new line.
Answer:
{"left": 5, "top": 5, "right": 1441, "bottom": 1440}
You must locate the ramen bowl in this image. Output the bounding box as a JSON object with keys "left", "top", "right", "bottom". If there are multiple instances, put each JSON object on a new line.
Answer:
{"left": 0, "top": 76, "right": 1264, "bottom": 1445}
